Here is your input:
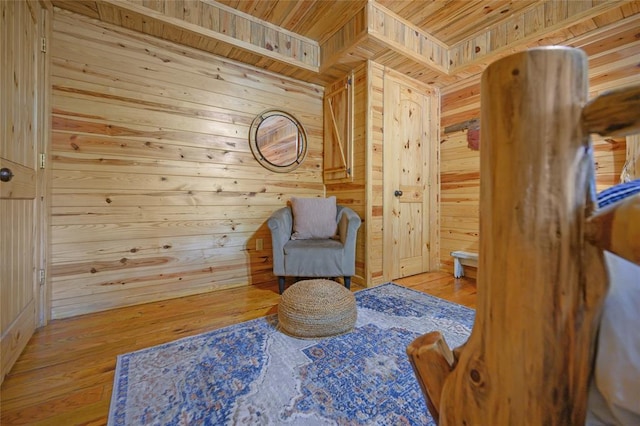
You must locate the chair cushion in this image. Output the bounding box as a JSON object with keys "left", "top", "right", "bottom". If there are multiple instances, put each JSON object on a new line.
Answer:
{"left": 290, "top": 196, "right": 337, "bottom": 240}
{"left": 283, "top": 239, "right": 344, "bottom": 277}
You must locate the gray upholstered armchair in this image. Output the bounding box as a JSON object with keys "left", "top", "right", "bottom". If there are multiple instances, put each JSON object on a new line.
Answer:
{"left": 267, "top": 204, "right": 361, "bottom": 294}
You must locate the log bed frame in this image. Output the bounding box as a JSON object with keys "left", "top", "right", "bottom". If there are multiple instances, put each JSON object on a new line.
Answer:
{"left": 407, "top": 47, "right": 640, "bottom": 425}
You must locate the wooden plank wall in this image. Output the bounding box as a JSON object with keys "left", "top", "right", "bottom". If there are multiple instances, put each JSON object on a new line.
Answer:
{"left": 439, "top": 24, "right": 639, "bottom": 276}
{"left": 626, "top": 134, "right": 640, "bottom": 180}
{"left": 366, "top": 62, "right": 386, "bottom": 286}
{"left": 50, "top": 10, "right": 324, "bottom": 319}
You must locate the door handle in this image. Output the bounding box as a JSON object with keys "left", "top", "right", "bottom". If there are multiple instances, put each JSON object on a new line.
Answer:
{"left": 394, "top": 190, "right": 403, "bottom": 197}
{"left": 0, "top": 167, "right": 14, "bottom": 182}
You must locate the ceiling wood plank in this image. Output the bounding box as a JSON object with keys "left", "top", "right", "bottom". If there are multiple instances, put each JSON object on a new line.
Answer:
{"left": 51, "top": 0, "right": 640, "bottom": 89}
{"left": 449, "top": 0, "right": 631, "bottom": 72}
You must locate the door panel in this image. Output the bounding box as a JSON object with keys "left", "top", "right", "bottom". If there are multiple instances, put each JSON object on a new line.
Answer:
{"left": 1, "top": 0, "right": 44, "bottom": 384}
{"left": 324, "top": 73, "right": 354, "bottom": 182}
{"left": 383, "top": 74, "right": 432, "bottom": 280}
{"left": 0, "top": 159, "right": 37, "bottom": 199}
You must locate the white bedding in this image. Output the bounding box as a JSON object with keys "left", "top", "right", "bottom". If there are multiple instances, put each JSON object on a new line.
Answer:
{"left": 586, "top": 252, "right": 640, "bottom": 425}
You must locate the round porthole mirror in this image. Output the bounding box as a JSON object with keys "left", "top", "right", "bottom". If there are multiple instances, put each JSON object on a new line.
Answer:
{"left": 249, "top": 110, "right": 307, "bottom": 173}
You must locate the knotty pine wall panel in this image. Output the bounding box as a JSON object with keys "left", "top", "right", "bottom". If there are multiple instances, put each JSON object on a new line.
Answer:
{"left": 439, "top": 34, "right": 638, "bottom": 276}
{"left": 50, "top": 11, "right": 324, "bottom": 319}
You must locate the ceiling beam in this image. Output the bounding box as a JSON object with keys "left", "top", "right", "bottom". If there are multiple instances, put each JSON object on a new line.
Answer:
{"left": 103, "top": 0, "right": 320, "bottom": 72}
{"left": 366, "top": 1, "right": 448, "bottom": 75}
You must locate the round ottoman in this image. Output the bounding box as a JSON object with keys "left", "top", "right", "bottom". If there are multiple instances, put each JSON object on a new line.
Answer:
{"left": 278, "top": 279, "right": 357, "bottom": 338}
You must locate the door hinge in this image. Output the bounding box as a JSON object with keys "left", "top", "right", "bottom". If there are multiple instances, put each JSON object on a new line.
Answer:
{"left": 39, "top": 269, "right": 46, "bottom": 286}
{"left": 40, "top": 37, "right": 47, "bottom": 53}
{"left": 39, "top": 153, "right": 46, "bottom": 169}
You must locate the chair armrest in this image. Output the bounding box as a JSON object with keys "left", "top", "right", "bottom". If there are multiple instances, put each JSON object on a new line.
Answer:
{"left": 337, "top": 206, "right": 361, "bottom": 275}
{"left": 267, "top": 207, "right": 293, "bottom": 275}
{"left": 337, "top": 206, "right": 362, "bottom": 244}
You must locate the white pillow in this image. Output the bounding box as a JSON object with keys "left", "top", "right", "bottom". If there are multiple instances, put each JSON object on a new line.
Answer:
{"left": 587, "top": 252, "right": 640, "bottom": 425}
{"left": 290, "top": 196, "right": 338, "bottom": 240}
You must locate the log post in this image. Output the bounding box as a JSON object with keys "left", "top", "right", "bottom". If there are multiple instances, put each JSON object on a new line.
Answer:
{"left": 410, "top": 47, "right": 611, "bottom": 425}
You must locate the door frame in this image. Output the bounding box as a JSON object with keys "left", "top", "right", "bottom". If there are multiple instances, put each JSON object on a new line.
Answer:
{"left": 37, "top": 3, "right": 52, "bottom": 327}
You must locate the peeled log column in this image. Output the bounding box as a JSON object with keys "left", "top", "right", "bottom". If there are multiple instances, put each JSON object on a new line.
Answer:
{"left": 436, "top": 47, "right": 609, "bottom": 425}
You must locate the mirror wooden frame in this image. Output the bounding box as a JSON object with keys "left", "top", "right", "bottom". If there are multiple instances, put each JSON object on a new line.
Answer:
{"left": 249, "top": 109, "right": 308, "bottom": 173}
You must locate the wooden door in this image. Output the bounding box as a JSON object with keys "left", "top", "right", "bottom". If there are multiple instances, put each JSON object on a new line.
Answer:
{"left": 383, "top": 73, "right": 437, "bottom": 280}
{"left": 1, "top": 0, "right": 46, "bottom": 384}
{"left": 324, "top": 73, "right": 354, "bottom": 182}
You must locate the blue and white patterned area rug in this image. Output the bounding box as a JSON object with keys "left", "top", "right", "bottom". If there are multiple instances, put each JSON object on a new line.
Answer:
{"left": 108, "top": 283, "right": 475, "bottom": 425}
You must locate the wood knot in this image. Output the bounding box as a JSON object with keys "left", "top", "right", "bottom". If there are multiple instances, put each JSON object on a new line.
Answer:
{"left": 470, "top": 369, "right": 481, "bottom": 383}
{"left": 467, "top": 359, "right": 487, "bottom": 390}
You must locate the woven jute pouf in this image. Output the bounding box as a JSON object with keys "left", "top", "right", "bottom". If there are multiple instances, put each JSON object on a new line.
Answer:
{"left": 278, "top": 279, "right": 357, "bottom": 338}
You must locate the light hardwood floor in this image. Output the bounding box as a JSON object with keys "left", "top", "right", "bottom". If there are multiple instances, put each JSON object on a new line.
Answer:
{"left": 0, "top": 272, "right": 476, "bottom": 425}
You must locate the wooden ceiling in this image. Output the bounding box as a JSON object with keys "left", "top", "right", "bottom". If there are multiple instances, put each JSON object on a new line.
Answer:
{"left": 51, "top": 0, "right": 640, "bottom": 88}
{"left": 215, "top": 0, "right": 541, "bottom": 45}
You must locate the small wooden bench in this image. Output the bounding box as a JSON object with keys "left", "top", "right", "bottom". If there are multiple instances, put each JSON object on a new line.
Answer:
{"left": 451, "top": 251, "right": 478, "bottom": 278}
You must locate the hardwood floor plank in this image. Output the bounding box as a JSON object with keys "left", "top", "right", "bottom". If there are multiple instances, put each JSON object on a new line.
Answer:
{"left": 0, "top": 273, "right": 476, "bottom": 425}
{"left": 393, "top": 271, "right": 477, "bottom": 308}
{"left": 2, "top": 384, "right": 107, "bottom": 424}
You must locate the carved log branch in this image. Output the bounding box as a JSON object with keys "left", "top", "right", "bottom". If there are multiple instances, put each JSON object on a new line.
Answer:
{"left": 587, "top": 193, "right": 640, "bottom": 265}
{"left": 582, "top": 84, "right": 640, "bottom": 137}
{"left": 406, "top": 332, "right": 455, "bottom": 424}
